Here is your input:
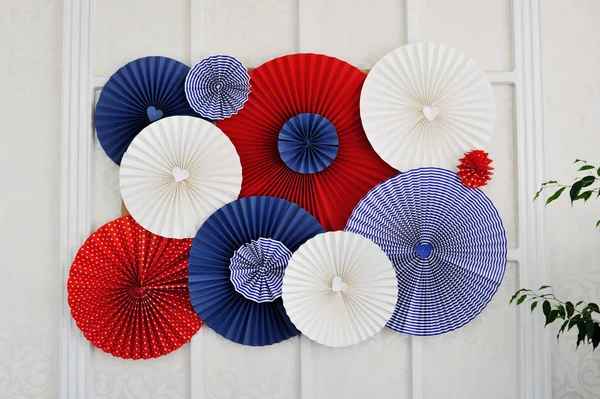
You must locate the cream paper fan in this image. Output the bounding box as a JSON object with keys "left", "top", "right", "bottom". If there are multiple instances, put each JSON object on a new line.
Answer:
{"left": 282, "top": 231, "right": 398, "bottom": 347}
{"left": 360, "top": 42, "right": 496, "bottom": 171}
{"left": 120, "top": 115, "right": 242, "bottom": 239}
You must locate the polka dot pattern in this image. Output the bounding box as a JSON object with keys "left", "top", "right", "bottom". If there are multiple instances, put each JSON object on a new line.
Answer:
{"left": 67, "top": 216, "right": 202, "bottom": 360}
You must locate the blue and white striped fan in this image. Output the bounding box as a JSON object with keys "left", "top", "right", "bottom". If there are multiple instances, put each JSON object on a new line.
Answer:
{"left": 345, "top": 167, "right": 507, "bottom": 336}
{"left": 229, "top": 238, "right": 292, "bottom": 303}
{"left": 184, "top": 55, "right": 250, "bottom": 120}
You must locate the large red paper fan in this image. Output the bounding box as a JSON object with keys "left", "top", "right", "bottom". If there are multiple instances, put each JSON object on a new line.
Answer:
{"left": 217, "top": 53, "right": 397, "bottom": 231}
{"left": 67, "top": 216, "right": 202, "bottom": 360}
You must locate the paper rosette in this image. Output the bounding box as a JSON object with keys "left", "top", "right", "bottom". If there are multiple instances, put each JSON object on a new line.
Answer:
{"left": 345, "top": 168, "right": 507, "bottom": 336}
{"left": 282, "top": 231, "right": 398, "bottom": 347}
{"left": 360, "top": 42, "right": 496, "bottom": 171}
{"left": 67, "top": 216, "right": 202, "bottom": 360}
{"left": 95, "top": 56, "right": 201, "bottom": 165}
{"left": 217, "top": 53, "right": 397, "bottom": 231}
{"left": 120, "top": 115, "right": 242, "bottom": 239}
{"left": 185, "top": 55, "right": 251, "bottom": 120}
{"left": 188, "top": 196, "right": 325, "bottom": 346}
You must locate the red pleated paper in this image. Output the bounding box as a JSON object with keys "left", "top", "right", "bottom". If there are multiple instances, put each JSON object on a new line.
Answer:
{"left": 217, "top": 54, "right": 398, "bottom": 231}
{"left": 67, "top": 216, "right": 202, "bottom": 360}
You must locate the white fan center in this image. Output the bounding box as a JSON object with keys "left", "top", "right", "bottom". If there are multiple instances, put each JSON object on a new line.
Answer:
{"left": 331, "top": 276, "right": 348, "bottom": 292}
{"left": 422, "top": 106, "right": 440, "bottom": 121}
{"left": 172, "top": 166, "right": 190, "bottom": 182}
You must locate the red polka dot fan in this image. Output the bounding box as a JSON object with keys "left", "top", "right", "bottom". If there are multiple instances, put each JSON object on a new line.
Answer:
{"left": 67, "top": 216, "right": 202, "bottom": 360}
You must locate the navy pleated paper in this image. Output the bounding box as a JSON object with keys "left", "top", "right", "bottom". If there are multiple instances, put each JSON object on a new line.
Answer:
{"left": 278, "top": 113, "right": 339, "bottom": 174}
{"left": 188, "top": 196, "right": 325, "bottom": 346}
{"left": 345, "top": 167, "right": 507, "bottom": 336}
{"left": 95, "top": 56, "right": 200, "bottom": 165}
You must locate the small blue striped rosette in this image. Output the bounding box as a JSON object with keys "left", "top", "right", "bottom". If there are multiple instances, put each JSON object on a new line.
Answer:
{"left": 345, "top": 167, "right": 507, "bottom": 336}
{"left": 184, "top": 55, "right": 250, "bottom": 120}
{"left": 229, "top": 238, "right": 292, "bottom": 303}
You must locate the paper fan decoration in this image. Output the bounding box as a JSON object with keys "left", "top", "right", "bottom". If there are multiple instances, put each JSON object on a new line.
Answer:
{"left": 282, "top": 231, "right": 398, "bottom": 347}
{"left": 188, "top": 196, "right": 325, "bottom": 346}
{"left": 120, "top": 115, "right": 242, "bottom": 239}
{"left": 217, "top": 53, "right": 397, "bottom": 231}
{"left": 95, "top": 56, "right": 201, "bottom": 165}
{"left": 185, "top": 55, "right": 251, "bottom": 120}
{"left": 360, "top": 42, "right": 497, "bottom": 171}
{"left": 457, "top": 150, "right": 494, "bottom": 188}
{"left": 67, "top": 216, "right": 202, "bottom": 360}
{"left": 345, "top": 167, "right": 507, "bottom": 336}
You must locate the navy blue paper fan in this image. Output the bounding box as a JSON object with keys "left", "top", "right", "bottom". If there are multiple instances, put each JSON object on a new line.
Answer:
{"left": 188, "top": 196, "right": 325, "bottom": 346}
{"left": 345, "top": 167, "right": 507, "bottom": 336}
{"left": 95, "top": 56, "right": 202, "bottom": 165}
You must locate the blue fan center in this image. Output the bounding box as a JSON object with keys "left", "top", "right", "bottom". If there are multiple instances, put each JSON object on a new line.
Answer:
{"left": 277, "top": 113, "right": 339, "bottom": 174}
{"left": 229, "top": 238, "right": 292, "bottom": 303}
{"left": 414, "top": 243, "right": 433, "bottom": 259}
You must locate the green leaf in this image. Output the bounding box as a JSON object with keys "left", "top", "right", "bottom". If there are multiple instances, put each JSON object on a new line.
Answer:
{"left": 546, "top": 187, "right": 566, "bottom": 205}
{"left": 576, "top": 190, "right": 594, "bottom": 202}
{"left": 588, "top": 303, "right": 600, "bottom": 313}
{"left": 533, "top": 188, "right": 543, "bottom": 202}
{"left": 543, "top": 300, "right": 552, "bottom": 318}
{"left": 510, "top": 289, "right": 527, "bottom": 304}
{"left": 516, "top": 294, "right": 528, "bottom": 305}
{"left": 570, "top": 181, "right": 584, "bottom": 202}
{"left": 568, "top": 314, "right": 582, "bottom": 330}
{"left": 578, "top": 165, "right": 596, "bottom": 171}
{"left": 566, "top": 301, "right": 575, "bottom": 318}
{"left": 592, "top": 324, "right": 600, "bottom": 350}
{"left": 545, "top": 310, "right": 559, "bottom": 326}
{"left": 576, "top": 300, "right": 585, "bottom": 307}
{"left": 577, "top": 322, "right": 587, "bottom": 348}
{"left": 530, "top": 301, "right": 538, "bottom": 313}
{"left": 596, "top": 220, "right": 600, "bottom": 228}
{"left": 581, "top": 175, "right": 596, "bottom": 187}
{"left": 541, "top": 180, "right": 558, "bottom": 186}
{"left": 575, "top": 159, "right": 587, "bottom": 163}
{"left": 560, "top": 319, "right": 569, "bottom": 333}
{"left": 538, "top": 285, "right": 552, "bottom": 291}
{"left": 587, "top": 320, "right": 596, "bottom": 339}
{"left": 597, "top": 167, "right": 600, "bottom": 177}
{"left": 557, "top": 304, "right": 566, "bottom": 319}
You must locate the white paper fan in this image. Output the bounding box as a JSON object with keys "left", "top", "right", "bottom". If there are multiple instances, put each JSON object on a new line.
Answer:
{"left": 120, "top": 115, "right": 242, "bottom": 239}
{"left": 282, "top": 231, "right": 398, "bottom": 347}
{"left": 360, "top": 42, "right": 496, "bottom": 171}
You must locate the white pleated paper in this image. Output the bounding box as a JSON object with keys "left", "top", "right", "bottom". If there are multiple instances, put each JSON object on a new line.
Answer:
{"left": 120, "top": 116, "right": 242, "bottom": 239}
{"left": 282, "top": 231, "right": 398, "bottom": 348}
{"left": 360, "top": 42, "right": 497, "bottom": 171}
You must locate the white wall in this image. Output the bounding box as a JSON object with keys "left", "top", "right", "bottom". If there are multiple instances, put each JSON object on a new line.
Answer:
{"left": 542, "top": 1, "right": 600, "bottom": 397}
{"left": 1, "top": 0, "right": 599, "bottom": 398}
{"left": 0, "top": 0, "right": 61, "bottom": 398}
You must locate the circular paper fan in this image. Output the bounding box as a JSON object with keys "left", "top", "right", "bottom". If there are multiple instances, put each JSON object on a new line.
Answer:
{"left": 188, "top": 196, "right": 325, "bottom": 346}
{"left": 95, "top": 56, "right": 202, "bottom": 165}
{"left": 360, "top": 42, "right": 497, "bottom": 171}
{"left": 67, "top": 216, "right": 202, "bottom": 360}
{"left": 185, "top": 55, "right": 251, "bottom": 120}
{"left": 345, "top": 167, "right": 507, "bottom": 336}
{"left": 217, "top": 53, "right": 397, "bottom": 231}
{"left": 120, "top": 115, "right": 242, "bottom": 239}
{"left": 282, "top": 231, "right": 398, "bottom": 347}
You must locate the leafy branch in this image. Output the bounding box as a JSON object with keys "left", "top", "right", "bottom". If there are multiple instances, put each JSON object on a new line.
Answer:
{"left": 510, "top": 286, "right": 600, "bottom": 350}
{"left": 533, "top": 159, "right": 600, "bottom": 227}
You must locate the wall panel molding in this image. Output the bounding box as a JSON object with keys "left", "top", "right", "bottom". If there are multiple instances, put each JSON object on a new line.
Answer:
{"left": 59, "top": 0, "right": 95, "bottom": 398}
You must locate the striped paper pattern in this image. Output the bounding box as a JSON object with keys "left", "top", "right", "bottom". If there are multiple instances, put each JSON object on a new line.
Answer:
{"left": 185, "top": 55, "right": 250, "bottom": 120}
{"left": 229, "top": 238, "right": 292, "bottom": 303}
{"left": 345, "top": 167, "right": 507, "bottom": 336}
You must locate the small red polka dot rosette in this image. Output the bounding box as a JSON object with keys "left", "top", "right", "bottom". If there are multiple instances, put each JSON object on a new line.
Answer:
{"left": 67, "top": 216, "right": 202, "bottom": 360}
{"left": 456, "top": 150, "right": 494, "bottom": 189}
